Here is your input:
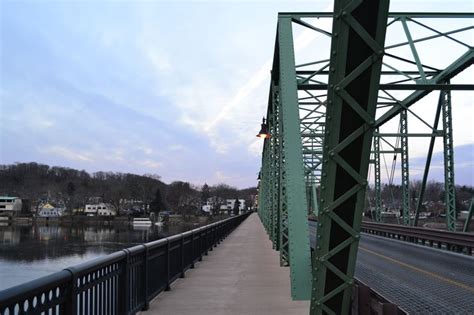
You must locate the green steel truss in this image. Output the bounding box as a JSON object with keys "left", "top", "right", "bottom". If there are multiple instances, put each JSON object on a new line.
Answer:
{"left": 400, "top": 109, "right": 410, "bottom": 225}
{"left": 373, "top": 128, "right": 382, "bottom": 222}
{"left": 257, "top": 5, "right": 473, "bottom": 313}
{"left": 441, "top": 87, "right": 457, "bottom": 231}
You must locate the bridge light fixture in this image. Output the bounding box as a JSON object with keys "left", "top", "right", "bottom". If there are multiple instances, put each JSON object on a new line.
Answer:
{"left": 256, "top": 117, "right": 271, "bottom": 139}
{"left": 257, "top": 172, "right": 261, "bottom": 181}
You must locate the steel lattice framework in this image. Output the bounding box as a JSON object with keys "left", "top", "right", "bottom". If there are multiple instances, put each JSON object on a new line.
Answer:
{"left": 257, "top": 2, "right": 473, "bottom": 314}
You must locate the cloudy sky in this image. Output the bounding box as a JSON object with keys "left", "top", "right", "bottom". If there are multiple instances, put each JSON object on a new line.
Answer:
{"left": 1, "top": 0, "right": 473, "bottom": 188}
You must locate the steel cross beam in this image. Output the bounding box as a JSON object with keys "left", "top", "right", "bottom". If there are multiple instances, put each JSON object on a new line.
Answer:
{"left": 310, "top": 1, "right": 389, "bottom": 313}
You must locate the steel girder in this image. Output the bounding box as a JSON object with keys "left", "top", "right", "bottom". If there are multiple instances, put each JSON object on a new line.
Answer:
{"left": 310, "top": 1, "right": 389, "bottom": 313}
{"left": 278, "top": 17, "right": 313, "bottom": 299}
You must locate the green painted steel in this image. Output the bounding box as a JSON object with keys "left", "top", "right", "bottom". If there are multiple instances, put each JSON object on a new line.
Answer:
{"left": 277, "top": 83, "right": 291, "bottom": 266}
{"left": 464, "top": 198, "right": 474, "bottom": 232}
{"left": 373, "top": 128, "right": 382, "bottom": 222}
{"left": 441, "top": 87, "right": 457, "bottom": 231}
{"left": 413, "top": 95, "right": 443, "bottom": 227}
{"left": 277, "top": 17, "right": 312, "bottom": 299}
{"left": 400, "top": 110, "right": 410, "bottom": 226}
{"left": 257, "top": 8, "right": 472, "bottom": 312}
{"left": 310, "top": 0, "right": 390, "bottom": 313}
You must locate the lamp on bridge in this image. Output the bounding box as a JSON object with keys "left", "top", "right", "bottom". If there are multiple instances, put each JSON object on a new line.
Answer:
{"left": 257, "top": 172, "right": 261, "bottom": 181}
{"left": 256, "top": 117, "right": 271, "bottom": 139}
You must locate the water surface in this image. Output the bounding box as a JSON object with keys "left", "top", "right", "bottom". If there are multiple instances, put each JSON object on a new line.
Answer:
{"left": 0, "top": 223, "right": 191, "bottom": 291}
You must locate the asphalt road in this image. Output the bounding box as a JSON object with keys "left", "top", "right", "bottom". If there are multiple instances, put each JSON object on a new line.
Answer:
{"left": 356, "top": 233, "right": 474, "bottom": 314}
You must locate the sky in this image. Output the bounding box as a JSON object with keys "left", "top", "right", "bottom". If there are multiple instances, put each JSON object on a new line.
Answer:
{"left": 0, "top": 0, "right": 473, "bottom": 188}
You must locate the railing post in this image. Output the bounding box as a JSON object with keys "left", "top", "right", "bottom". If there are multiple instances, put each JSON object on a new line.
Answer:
{"left": 142, "top": 245, "right": 149, "bottom": 311}
{"left": 62, "top": 269, "right": 77, "bottom": 314}
{"left": 180, "top": 234, "right": 185, "bottom": 278}
{"left": 191, "top": 230, "right": 195, "bottom": 268}
{"left": 165, "top": 240, "right": 171, "bottom": 291}
{"left": 119, "top": 250, "right": 130, "bottom": 314}
{"left": 198, "top": 228, "right": 203, "bottom": 261}
{"left": 203, "top": 228, "right": 208, "bottom": 256}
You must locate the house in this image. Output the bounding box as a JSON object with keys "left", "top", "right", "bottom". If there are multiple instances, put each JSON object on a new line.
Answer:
{"left": 84, "top": 203, "right": 116, "bottom": 216}
{"left": 219, "top": 199, "right": 246, "bottom": 214}
{"left": 38, "top": 203, "right": 64, "bottom": 217}
{"left": 201, "top": 200, "right": 214, "bottom": 213}
{"left": 0, "top": 197, "right": 22, "bottom": 215}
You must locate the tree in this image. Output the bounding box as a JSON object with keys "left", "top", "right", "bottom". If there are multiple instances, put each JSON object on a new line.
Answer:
{"left": 149, "top": 188, "right": 165, "bottom": 214}
{"left": 201, "top": 183, "right": 210, "bottom": 202}
{"left": 66, "top": 181, "right": 76, "bottom": 214}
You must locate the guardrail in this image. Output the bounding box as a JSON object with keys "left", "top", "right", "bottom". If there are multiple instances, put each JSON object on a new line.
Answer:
{"left": 0, "top": 212, "right": 251, "bottom": 315}
{"left": 361, "top": 221, "right": 474, "bottom": 255}
{"left": 308, "top": 219, "right": 407, "bottom": 315}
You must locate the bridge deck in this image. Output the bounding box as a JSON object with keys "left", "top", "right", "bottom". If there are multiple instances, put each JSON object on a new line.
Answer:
{"left": 356, "top": 233, "right": 474, "bottom": 314}
{"left": 143, "top": 213, "right": 309, "bottom": 315}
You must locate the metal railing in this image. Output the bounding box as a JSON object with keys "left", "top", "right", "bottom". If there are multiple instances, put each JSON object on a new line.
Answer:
{"left": 0, "top": 213, "right": 251, "bottom": 315}
{"left": 361, "top": 221, "right": 474, "bottom": 255}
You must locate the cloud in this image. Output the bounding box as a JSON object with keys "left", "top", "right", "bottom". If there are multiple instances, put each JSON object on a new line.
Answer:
{"left": 40, "top": 146, "right": 93, "bottom": 162}
{"left": 138, "top": 160, "right": 162, "bottom": 169}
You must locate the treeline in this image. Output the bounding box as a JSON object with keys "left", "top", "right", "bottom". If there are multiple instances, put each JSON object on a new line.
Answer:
{"left": 0, "top": 162, "right": 257, "bottom": 216}
{"left": 366, "top": 180, "right": 474, "bottom": 213}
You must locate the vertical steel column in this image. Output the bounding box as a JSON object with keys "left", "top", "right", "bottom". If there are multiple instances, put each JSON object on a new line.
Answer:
{"left": 373, "top": 127, "right": 382, "bottom": 222}
{"left": 277, "top": 85, "right": 290, "bottom": 266}
{"left": 278, "top": 16, "right": 312, "bottom": 299}
{"left": 310, "top": 0, "right": 389, "bottom": 313}
{"left": 270, "top": 86, "right": 280, "bottom": 248}
{"left": 400, "top": 109, "right": 410, "bottom": 225}
{"left": 463, "top": 198, "right": 473, "bottom": 232}
{"left": 441, "top": 87, "right": 457, "bottom": 231}
{"left": 414, "top": 94, "right": 443, "bottom": 226}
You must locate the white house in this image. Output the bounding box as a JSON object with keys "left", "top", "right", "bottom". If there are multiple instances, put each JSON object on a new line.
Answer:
{"left": 84, "top": 203, "right": 116, "bottom": 216}
{"left": 38, "top": 203, "right": 64, "bottom": 217}
{"left": 201, "top": 200, "right": 214, "bottom": 213}
{"left": 0, "top": 197, "right": 22, "bottom": 215}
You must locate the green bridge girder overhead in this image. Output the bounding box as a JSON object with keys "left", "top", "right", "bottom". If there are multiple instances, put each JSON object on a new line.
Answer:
{"left": 257, "top": 2, "right": 473, "bottom": 315}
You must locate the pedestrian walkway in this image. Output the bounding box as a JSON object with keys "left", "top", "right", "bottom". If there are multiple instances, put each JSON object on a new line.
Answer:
{"left": 143, "top": 213, "right": 309, "bottom": 315}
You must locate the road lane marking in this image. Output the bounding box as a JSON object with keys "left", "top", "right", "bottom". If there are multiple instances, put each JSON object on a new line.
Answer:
{"left": 359, "top": 246, "right": 474, "bottom": 293}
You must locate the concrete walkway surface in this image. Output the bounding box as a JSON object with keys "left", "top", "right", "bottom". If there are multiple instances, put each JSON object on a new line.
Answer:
{"left": 142, "top": 213, "right": 309, "bottom": 315}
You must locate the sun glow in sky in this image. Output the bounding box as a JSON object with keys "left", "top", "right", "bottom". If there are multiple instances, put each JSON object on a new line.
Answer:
{"left": 1, "top": 0, "right": 473, "bottom": 187}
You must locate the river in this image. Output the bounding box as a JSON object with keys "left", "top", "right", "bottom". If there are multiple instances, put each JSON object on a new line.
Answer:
{"left": 0, "top": 222, "right": 192, "bottom": 291}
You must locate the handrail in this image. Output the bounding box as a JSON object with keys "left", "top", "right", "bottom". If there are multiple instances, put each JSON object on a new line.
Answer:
{"left": 361, "top": 221, "right": 474, "bottom": 255}
{"left": 0, "top": 212, "right": 251, "bottom": 315}
{"left": 309, "top": 217, "right": 474, "bottom": 256}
